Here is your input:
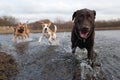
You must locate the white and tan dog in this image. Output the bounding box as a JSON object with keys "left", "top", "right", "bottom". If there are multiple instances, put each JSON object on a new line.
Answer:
{"left": 38, "top": 22, "right": 57, "bottom": 45}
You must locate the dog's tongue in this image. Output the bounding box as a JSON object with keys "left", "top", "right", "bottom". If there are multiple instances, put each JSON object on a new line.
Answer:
{"left": 80, "top": 32, "right": 88, "bottom": 39}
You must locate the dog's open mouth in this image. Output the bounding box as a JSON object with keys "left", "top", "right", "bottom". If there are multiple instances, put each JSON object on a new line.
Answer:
{"left": 80, "top": 28, "right": 91, "bottom": 39}
{"left": 80, "top": 32, "right": 89, "bottom": 39}
{"left": 79, "top": 27, "right": 90, "bottom": 39}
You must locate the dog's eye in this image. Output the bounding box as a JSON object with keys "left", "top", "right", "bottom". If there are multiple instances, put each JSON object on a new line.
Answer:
{"left": 78, "top": 14, "right": 84, "bottom": 20}
{"left": 87, "top": 14, "right": 92, "bottom": 20}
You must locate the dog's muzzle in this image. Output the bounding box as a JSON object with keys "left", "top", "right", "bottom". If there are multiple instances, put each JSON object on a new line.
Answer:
{"left": 79, "top": 27, "right": 90, "bottom": 39}
{"left": 44, "top": 28, "right": 48, "bottom": 33}
{"left": 45, "top": 28, "right": 47, "bottom": 31}
{"left": 18, "top": 29, "right": 24, "bottom": 33}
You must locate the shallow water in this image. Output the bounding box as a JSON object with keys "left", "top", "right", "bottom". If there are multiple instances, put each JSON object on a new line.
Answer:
{"left": 0, "top": 30, "right": 120, "bottom": 80}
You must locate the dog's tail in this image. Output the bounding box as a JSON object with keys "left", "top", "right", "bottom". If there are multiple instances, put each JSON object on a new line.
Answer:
{"left": 54, "top": 25, "right": 57, "bottom": 33}
{"left": 24, "top": 21, "right": 29, "bottom": 30}
{"left": 25, "top": 21, "right": 29, "bottom": 27}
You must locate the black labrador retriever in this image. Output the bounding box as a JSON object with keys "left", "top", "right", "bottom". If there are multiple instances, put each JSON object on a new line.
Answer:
{"left": 71, "top": 8, "right": 96, "bottom": 66}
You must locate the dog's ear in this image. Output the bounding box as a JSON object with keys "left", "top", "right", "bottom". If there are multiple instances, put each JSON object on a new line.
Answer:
{"left": 48, "top": 22, "right": 51, "bottom": 27}
{"left": 24, "top": 21, "right": 28, "bottom": 28}
{"left": 18, "top": 23, "right": 21, "bottom": 26}
{"left": 17, "top": 23, "right": 22, "bottom": 29}
{"left": 93, "top": 10, "right": 96, "bottom": 19}
{"left": 72, "top": 11, "right": 77, "bottom": 21}
{"left": 39, "top": 22, "right": 45, "bottom": 27}
{"left": 72, "top": 10, "right": 79, "bottom": 21}
{"left": 41, "top": 24, "right": 45, "bottom": 27}
{"left": 40, "top": 21, "right": 45, "bottom": 24}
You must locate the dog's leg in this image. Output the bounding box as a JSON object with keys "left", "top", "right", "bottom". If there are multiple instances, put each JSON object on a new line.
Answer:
{"left": 39, "top": 27, "right": 46, "bottom": 43}
{"left": 86, "top": 47, "right": 95, "bottom": 67}
{"left": 26, "top": 30, "right": 30, "bottom": 38}
{"left": 22, "top": 35, "right": 25, "bottom": 42}
{"left": 72, "top": 44, "right": 77, "bottom": 54}
{"left": 28, "top": 33, "right": 30, "bottom": 38}
{"left": 14, "top": 36, "right": 17, "bottom": 43}
{"left": 53, "top": 34, "right": 57, "bottom": 45}
{"left": 38, "top": 35, "right": 43, "bottom": 43}
{"left": 72, "top": 47, "right": 76, "bottom": 53}
{"left": 55, "top": 38, "right": 57, "bottom": 45}
{"left": 72, "top": 44, "right": 75, "bottom": 53}
{"left": 48, "top": 36, "right": 52, "bottom": 44}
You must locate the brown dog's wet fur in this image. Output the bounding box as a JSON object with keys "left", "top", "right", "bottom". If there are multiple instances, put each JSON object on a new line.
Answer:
{"left": 14, "top": 21, "right": 30, "bottom": 43}
{"left": 71, "top": 8, "right": 96, "bottom": 67}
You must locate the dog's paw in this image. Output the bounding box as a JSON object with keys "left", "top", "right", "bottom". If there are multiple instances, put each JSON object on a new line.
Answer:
{"left": 38, "top": 41, "right": 41, "bottom": 43}
{"left": 38, "top": 39, "right": 41, "bottom": 42}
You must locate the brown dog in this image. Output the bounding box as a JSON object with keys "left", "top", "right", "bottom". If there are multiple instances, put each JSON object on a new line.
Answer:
{"left": 14, "top": 21, "right": 30, "bottom": 43}
{"left": 71, "top": 8, "right": 96, "bottom": 66}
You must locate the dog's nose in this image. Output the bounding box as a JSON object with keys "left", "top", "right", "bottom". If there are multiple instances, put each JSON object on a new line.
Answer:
{"left": 82, "top": 24, "right": 89, "bottom": 29}
{"left": 45, "top": 28, "right": 47, "bottom": 31}
{"left": 82, "top": 24, "right": 89, "bottom": 28}
{"left": 81, "top": 25, "right": 90, "bottom": 32}
{"left": 82, "top": 27, "right": 89, "bottom": 30}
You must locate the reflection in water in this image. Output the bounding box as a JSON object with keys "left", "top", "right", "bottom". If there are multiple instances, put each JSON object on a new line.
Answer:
{"left": 14, "top": 42, "right": 29, "bottom": 54}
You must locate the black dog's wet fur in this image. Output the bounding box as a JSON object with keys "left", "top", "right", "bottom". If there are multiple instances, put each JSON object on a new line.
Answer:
{"left": 71, "top": 8, "right": 96, "bottom": 67}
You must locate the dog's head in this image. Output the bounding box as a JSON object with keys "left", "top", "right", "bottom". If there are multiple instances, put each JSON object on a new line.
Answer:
{"left": 40, "top": 22, "right": 52, "bottom": 32}
{"left": 43, "top": 24, "right": 49, "bottom": 32}
{"left": 17, "top": 23, "right": 25, "bottom": 33}
{"left": 40, "top": 22, "right": 51, "bottom": 27}
{"left": 72, "top": 8, "right": 96, "bottom": 39}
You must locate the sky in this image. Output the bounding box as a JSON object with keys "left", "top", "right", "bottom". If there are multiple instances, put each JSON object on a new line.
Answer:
{"left": 0, "top": 0, "right": 120, "bottom": 23}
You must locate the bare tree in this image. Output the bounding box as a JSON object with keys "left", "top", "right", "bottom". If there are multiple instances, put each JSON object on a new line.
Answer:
{"left": 0, "top": 16, "right": 19, "bottom": 26}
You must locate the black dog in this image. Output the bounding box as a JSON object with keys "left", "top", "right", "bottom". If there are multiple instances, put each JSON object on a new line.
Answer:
{"left": 71, "top": 8, "right": 96, "bottom": 66}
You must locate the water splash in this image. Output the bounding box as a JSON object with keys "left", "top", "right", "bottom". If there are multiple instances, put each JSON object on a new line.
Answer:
{"left": 75, "top": 48, "right": 88, "bottom": 60}
{"left": 73, "top": 47, "right": 105, "bottom": 80}
{"left": 80, "top": 62, "right": 93, "bottom": 80}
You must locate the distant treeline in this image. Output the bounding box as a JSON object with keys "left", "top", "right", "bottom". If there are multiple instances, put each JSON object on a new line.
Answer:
{"left": 29, "top": 19, "right": 74, "bottom": 32}
{"left": 96, "top": 19, "right": 120, "bottom": 28}
{"left": 0, "top": 16, "right": 120, "bottom": 32}
{"left": 29, "top": 18, "right": 120, "bottom": 32}
{"left": 0, "top": 16, "right": 18, "bottom": 26}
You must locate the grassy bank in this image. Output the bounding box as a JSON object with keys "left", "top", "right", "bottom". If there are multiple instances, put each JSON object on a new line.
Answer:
{"left": 95, "top": 26, "right": 120, "bottom": 30}
{"left": 0, "top": 27, "right": 14, "bottom": 34}
{"left": 0, "top": 52, "right": 18, "bottom": 80}
{"left": 0, "top": 26, "right": 120, "bottom": 34}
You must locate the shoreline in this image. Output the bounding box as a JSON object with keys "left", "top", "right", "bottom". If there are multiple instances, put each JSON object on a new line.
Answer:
{"left": 0, "top": 27, "right": 120, "bottom": 34}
